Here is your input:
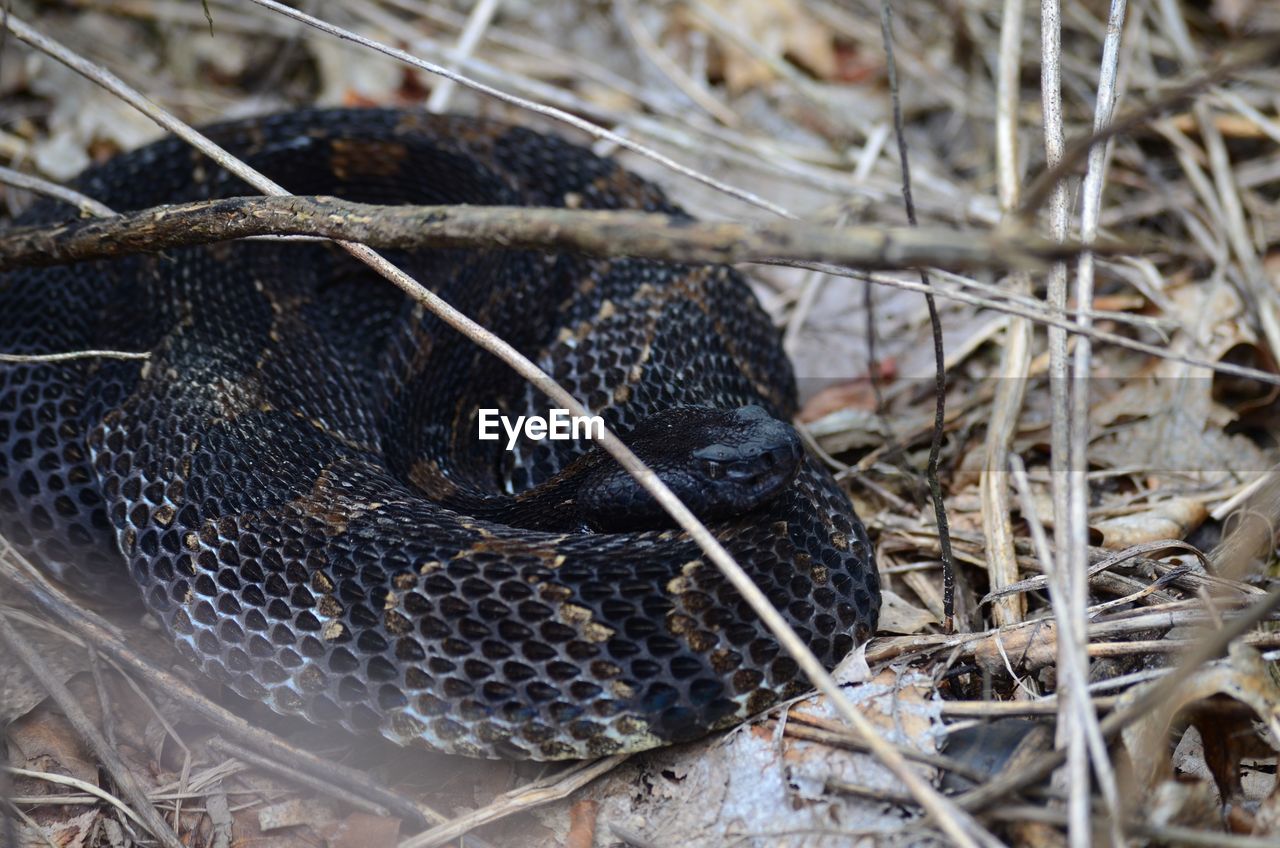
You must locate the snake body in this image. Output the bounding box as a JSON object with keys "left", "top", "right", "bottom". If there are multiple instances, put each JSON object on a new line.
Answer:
{"left": 0, "top": 109, "right": 879, "bottom": 759}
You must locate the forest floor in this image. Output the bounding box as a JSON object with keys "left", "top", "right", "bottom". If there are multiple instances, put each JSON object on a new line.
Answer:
{"left": 2, "top": 1, "right": 1280, "bottom": 846}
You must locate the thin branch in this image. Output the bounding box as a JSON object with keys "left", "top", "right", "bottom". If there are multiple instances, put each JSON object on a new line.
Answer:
{"left": 955, "top": 566, "right": 1280, "bottom": 812}
{"left": 1038, "top": 2, "right": 1079, "bottom": 838}
{"left": 0, "top": 349, "right": 148, "bottom": 363}
{"left": 982, "top": 0, "right": 1032, "bottom": 633}
{"left": 1061, "top": 4, "right": 1130, "bottom": 844}
{"left": 880, "top": 1, "right": 959, "bottom": 636}
{"left": 242, "top": 0, "right": 797, "bottom": 218}
{"left": 0, "top": 195, "right": 1100, "bottom": 273}
{"left": 0, "top": 165, "right": 115, "bottom": 217}
{"left": 0, "top": 616, "right": 184, "bottom": 848}
{"left": 0, "top": 543, "right": 440, "bottom": 829}
{"left": 399, "top": 756, "right": 627, "bottom": 848}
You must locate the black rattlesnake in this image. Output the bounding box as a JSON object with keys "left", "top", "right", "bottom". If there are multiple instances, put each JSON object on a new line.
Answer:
{"left": 0, "top": 108, "right": 880, "bottom": 759}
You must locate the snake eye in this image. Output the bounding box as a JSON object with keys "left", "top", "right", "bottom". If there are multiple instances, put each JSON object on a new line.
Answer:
{"left": 693, "top": 444, "right": 735, "bottom": 462}
{"left": 704, "top": 459, "right": 725, "bottom": 480}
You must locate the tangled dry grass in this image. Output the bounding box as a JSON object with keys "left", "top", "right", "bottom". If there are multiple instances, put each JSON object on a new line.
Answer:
{"left": 2, "top": 1, "right": 1280, "bottom": 846}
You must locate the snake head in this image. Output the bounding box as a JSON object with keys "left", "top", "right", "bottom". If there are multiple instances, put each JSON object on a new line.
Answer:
{"left": 577, "top": 404, "right": 804, "bottom": 533}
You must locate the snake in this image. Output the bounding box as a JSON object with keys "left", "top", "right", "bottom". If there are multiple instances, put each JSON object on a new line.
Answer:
{"left": 0, "top": 108, "right": 880, "bottom": 760}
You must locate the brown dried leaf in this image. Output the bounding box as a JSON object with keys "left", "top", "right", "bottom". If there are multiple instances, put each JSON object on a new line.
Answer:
{"left": 257, "top": 799, "right": 336, "bottom": 833}
{"left": 1086, "top": 279, "right": 1269, "bottom": 481}
{"left": 13, "top": 809, "right": 97, "bottom": 848}
{"left": 1091, "top": 498, "right": 1208, "bottom": 550}
{"left": 797, "top": 359, "right": 897, "bottom": 423}
{"left": 6, "top": 677, "right": 101, "bottom": 800}
{"left": 876, "top": 589, "right": 939, "bottom": 635}
{"left": 1119, "top": 643, "right": 1280, "bottom": 823}
{"left": 676, "top": 0, "right": 838, "bottom": 92}
{"left": 564, "top": 800, "right": 599, "bottom": 848}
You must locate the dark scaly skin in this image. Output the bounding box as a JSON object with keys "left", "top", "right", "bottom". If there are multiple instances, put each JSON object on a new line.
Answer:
{"left": 0, "top": 109, "right": 880, "bottom": 759}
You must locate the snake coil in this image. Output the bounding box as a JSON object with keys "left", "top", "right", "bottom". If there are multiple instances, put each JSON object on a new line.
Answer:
{"left": 0, "top": 109, "right": 880, "bottom": 759}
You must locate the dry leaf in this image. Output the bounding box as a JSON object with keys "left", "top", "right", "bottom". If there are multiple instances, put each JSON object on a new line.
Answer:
{"left": 564, "top": 800, "right": 599, "bottom": 848}
{"left": 674, "top": 0, "right": 838, "bottom": 93}
{"left": 1091, "top": 498, "right": 1208, "bottom": 549}
{"left": 892, "top": 576, "right": 945, "bottom": 631}
{"left": 257, "top": 799, "right": 337, "bottom": 833}
{"left": 1118, "top": 643, "right": 1280, "bottom": 830}
{"left": 0, "top": 619, "right": 91, "bottom": 725}
{"left": 797, "top": 358, "right": 897, "bottom": 422}
{"left": 529, "top": 666, "right": 940, "bottom": 847}
{"left": 6, "top": 676, "right": 101, "bottom": 807}
{"left": 12, "top": 809, "right": 98, "bottom": 848}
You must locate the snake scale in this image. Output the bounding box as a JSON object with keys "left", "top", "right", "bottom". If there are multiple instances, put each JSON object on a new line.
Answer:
{"left": 0, "top": 109, "right": 879, "bottom": 759}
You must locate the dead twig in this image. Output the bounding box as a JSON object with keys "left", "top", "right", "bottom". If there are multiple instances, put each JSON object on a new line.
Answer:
{"left": 0, "top": 546, "right": 439, "bottom": 829}
{"left": 398, "top": 756, "right": 628, "bottom": 848}
{"left": 981, "top": 0, "right": 1033, "bottom": 634}
{"left": 880, "top": 1, "right": 959, "bottom": 641}
{"left": 954, "top": 578, "right": 1280, "bottom": 812}
{"left": 0, "top": 165, "right": 114, "bottom": 217}
{"left": 0, "top": 194, "right": 1102, "bottom": 273}
{"left": 0, "top": 614, "right": 184, "bottom": 848}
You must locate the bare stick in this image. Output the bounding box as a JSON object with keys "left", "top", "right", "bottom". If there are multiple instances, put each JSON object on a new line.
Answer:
{"left": 0, "top": 614, "right": 184, "bottom": 848}
{"left": 242, "top": 0, "right": 795, "bottom": 219}
{"left": 1037, "top": 3, "right": 1079, "bottom": 834}
{"left": 17, "top": 199, "right": 1280, "bottom": 389}
{"left": 982, "top": 0, "right": 1032, "bottom": 633}
{"left": 879, "top": 1, "right": 958, "bottom": 635}
{"left": 399, "top": 756, "right": 627, "bottom": 848}
{"left": 0, "top": 165, "right": 114, "bottom": 217}
{"left": 0, "top": 545, "right": 440, "bottom": 828}
{"left": 0, "top": 195, "right": 1098, "bottom": 273}
{"left": 1062, "top": 4, "right": 1130, "bottom": 844}
{"left": 0, "top": 350, "right": 149, "bottom": 362}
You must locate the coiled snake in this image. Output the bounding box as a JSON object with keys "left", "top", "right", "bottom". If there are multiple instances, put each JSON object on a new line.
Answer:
{"left": 0, "top": 109, "right": 879, "bottom": 759}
